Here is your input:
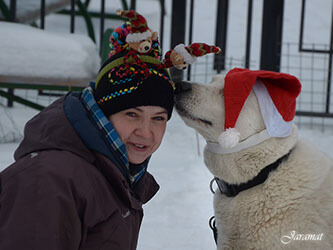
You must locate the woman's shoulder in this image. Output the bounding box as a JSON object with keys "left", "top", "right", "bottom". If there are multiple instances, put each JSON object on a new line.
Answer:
{"left": 0, "top": 149, "right": 107, "bottom": 197}
{"left": 0, "top": 149, "right": 121, "bottom": 230}
{"left": 4, "top": 149, "right": 91, "bottom": 175}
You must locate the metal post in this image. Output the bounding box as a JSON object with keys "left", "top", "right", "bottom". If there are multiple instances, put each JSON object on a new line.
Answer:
{"left": 39, "top": 0, "right": 46, "bottom": 96}
{"left": 159, "top": 0, "right": 165, "bottom": 53}
{"left": 214, "top": 0, "right": 228, "bottom": 72}
{"left": 130, "top": 0, "right": 136, "bottom": 10}
{"left": 9, "top": 0, "right": 16, "bottom": 21}
{"left": 170, "top": 0, "right": 186, "bottom": 81}
{"left": 100, "top": 0, "right": 105, "bottom": 55}
{"left": 245, "top": 0, "right": 253, "bottom": 69}
{"left": 40, "top": 0, "right": 46, "bottom": 29}
{"left": 326, "top": 2, "right": 333, "bottom": 114}
{"left": 7, "top": 0, "right": 16, "bottom": 107}
{"left": 7, "top": 88, "right": 13, "bottom": 107}
{"left": 187, "top": 0, "right": 194, "bottom": 81}
{"left": 70, "top": 0, "right": 75, "bottom": 33}
{"left": 299, "top": 0, "right": 306, "bottom": 52}
{"left": 260, "top": 0, "right": 284, "bottom": 71}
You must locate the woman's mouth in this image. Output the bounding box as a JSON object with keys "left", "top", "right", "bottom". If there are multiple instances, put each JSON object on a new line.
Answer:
{"left": 128, "top": 142, "right": 149, "bottom": 152}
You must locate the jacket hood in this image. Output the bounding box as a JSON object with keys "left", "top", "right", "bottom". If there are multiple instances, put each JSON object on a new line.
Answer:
{"left": 14, "top": 95, "right": 95, "bottom": 163}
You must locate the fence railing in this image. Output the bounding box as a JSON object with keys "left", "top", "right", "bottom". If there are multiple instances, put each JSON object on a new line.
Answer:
{"left": 1, "top": 0, "right": 333, "bottom": 124}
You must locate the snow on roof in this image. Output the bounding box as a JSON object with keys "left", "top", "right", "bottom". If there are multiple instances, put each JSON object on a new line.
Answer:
{"left": 0, "top": 22, "right": 100, "bottom": 83}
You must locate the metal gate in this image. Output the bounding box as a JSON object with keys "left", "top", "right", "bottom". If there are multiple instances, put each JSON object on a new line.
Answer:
{"left": 169, "top": 0, "right": 333, "bottom": 129}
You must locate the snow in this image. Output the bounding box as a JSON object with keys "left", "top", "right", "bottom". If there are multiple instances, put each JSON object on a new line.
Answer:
{"left": 1, "top": 0, "right": 333, "bottom": 249}
{"left": 0, "top": 21, "right": 100, "bottom": 81}
{"left": 1, "top": 103, "right": 332, "bottom": 250}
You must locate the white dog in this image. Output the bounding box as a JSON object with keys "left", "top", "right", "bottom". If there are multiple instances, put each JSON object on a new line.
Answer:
{"left": 174, "top": 68, "right": 333, "bottom": 250}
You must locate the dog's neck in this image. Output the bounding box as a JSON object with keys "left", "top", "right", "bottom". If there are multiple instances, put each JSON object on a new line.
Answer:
{"left": 213, "top": 150, "right": 291, "bottom": 197}
{"left": 206, "top": 129, "right": 271, "bottom": 154}
{"left": 203, "top": 125, "right": 298, "bottom": 184}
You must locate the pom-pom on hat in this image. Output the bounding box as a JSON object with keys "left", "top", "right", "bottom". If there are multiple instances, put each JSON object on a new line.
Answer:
{"left": 174, "top": 43, "right": 221, "bottom": 64}
{"left": 219, "top": 68, "right": 302, "bottom": 149}
{"left": 116, "top": 9, "right": 152, "bottom": 43}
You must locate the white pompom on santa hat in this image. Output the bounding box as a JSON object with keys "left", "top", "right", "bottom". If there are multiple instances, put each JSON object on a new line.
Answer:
{"left": 174, "top": 43, "right": 221, "bottom": 65}
{"left": 219, "top": 68, "right": 302, "bottom": 149}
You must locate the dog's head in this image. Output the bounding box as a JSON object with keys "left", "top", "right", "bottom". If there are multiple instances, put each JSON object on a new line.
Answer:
{"left": 174, "top": 75, "right": 265, "bottom": 145}
{"left": 175, "top": 68, "right": 302, "bottom": 148}
{"left": 174, "top": 70, "right": 301, "bottom": 183}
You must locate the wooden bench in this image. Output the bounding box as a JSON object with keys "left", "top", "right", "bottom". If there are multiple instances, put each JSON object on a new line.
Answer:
{"left": 0, "top": 76, "right": 89, "bottom": 110}
{"left": 0, "top": 21, "right": 100, "bottom": 110}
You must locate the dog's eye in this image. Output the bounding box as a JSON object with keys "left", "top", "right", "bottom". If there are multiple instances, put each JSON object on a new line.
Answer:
{"left": 199, "top": 118, "right": 213, "bottom": 126}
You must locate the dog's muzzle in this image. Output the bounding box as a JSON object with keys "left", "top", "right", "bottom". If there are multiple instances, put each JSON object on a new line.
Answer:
{"left": 174, "top": 81, "right": 192, "bottom": 95}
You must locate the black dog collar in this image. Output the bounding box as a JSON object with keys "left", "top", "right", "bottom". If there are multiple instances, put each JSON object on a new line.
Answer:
{"left": 212, "top": 151, "right": 292, "bottom": 197}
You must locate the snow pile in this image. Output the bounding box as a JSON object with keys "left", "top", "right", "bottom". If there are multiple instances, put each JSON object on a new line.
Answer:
{"left": 0, "top": 105, "right": 23, "bottom": 143}
{"left": 0, "top": 22, "right": 100, "bottom": 80}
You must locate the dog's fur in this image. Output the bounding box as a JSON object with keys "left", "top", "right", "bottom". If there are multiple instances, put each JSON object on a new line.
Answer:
{"left": 175, "top": 75, "right": 333, "bottom": 249}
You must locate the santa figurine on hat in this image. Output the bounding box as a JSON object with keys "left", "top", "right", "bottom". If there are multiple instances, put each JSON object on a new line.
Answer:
{"left": 210, "top": 68, "right": 302, "bottom": 153}
{"left": 115, "top": 9, "right": 160, "bottom": 76}
{"left": 161, "top": 43, "right": 221, "bottom": 70}
{"left": 116, "top": 9, "right": 159, "bottom": 55}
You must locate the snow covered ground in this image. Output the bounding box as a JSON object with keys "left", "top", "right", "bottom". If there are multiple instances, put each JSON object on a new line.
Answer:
{"left": 1, "top": 95, "right": 333, "bottom": 250}
{"left": 1, "top": 0, "right": 333, "bottom": 249}
{"left": 1, "top": 96, "right": 332, "bottom": 250}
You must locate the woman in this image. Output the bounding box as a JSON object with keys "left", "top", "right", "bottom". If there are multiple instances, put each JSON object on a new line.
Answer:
{"left": 0, "top": 30, "right": 175, "bottom": 250}
{"left": 0, "top": 7, "right": 221, "bottom": 247}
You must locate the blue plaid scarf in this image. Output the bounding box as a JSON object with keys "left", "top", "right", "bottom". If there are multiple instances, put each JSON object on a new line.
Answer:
{"left": 81, "top": 83, "right": 147, "bottom": 185}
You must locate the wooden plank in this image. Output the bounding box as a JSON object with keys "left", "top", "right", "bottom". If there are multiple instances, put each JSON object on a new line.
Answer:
{"left": 0, "top": 75, "right": 92, "bottom": 87}
{"left": 0, "top": 0, "right": 71, "bottom": 23}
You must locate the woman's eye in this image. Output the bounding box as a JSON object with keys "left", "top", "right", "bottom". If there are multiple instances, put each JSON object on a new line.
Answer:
{"left": 126, "top": 112, "right": 137, "bottom": 117}
{"left": 153, "top": 116, "right": 166, "bottom": 121}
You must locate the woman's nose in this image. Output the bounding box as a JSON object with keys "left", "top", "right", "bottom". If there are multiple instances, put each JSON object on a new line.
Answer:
{"left": 135, "top": 120, "right": 152, "bottom": 138}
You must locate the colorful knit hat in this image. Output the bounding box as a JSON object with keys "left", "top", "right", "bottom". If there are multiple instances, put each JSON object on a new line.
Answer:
{"left": 219, "top": 68, "right": 302, "bottom": 149}
{"left": 93, "top": 11, "right": 175, "bottom": 119}
{"left": 117, "top": 9, "right": 152, "bottom": 43}
{"left": 174, "top": 43, "right": 221, "bottom": 64}
{"left": 94, "top": 52, "right": 175, "bottom": 120}
{"left": 109, "top": 23, "right": 131, "bottom": 57}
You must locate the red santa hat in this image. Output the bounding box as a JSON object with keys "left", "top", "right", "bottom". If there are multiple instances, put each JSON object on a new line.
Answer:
{"left": 219, "top": 68, "right": 302, "bottom": 149}
{"left": 117, "top": 9, "right": 152, "bottom": 43}
{"left": 174, "top": 43, "right": 221, "bottom": 64}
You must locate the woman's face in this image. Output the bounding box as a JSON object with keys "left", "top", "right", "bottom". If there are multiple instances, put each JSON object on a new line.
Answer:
{"left": 109, "top": 106, "right": 168, "bottom": 164}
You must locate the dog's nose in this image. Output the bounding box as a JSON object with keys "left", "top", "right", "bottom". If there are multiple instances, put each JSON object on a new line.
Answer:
{"left": 144, "top": 46, "right": 150, "bottom": 51}
{"left": 175, "top": 81, "right": 192, "bottom": 94}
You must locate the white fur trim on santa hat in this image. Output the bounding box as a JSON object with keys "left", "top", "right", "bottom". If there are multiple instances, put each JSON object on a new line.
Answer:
{"left": 218, "top": 128, "right": 241, "bottom": 149}
{"left": 253, "top": 79, "right": 293, "bottom": 138}
{"left": 174, "top": 44, "right": 197, "bottom": 64}
{"left": 126, "top": 30, "right": 152, "bottom": 43}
